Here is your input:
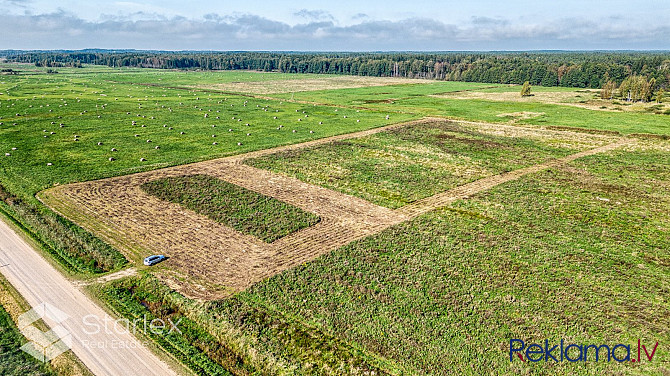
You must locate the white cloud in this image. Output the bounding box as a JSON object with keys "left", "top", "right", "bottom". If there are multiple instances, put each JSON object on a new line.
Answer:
{"left": 0, "top": 11, "right": 668, "bottom": 50}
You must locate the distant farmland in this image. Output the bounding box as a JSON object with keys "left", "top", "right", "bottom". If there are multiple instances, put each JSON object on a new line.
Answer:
{"left": 1, "top": 63, "right": 668, "bottom": 375}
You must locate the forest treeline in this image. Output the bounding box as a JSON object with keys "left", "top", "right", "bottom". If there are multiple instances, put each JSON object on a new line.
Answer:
{"left": 4, "top": 51, "right": 670, "bottom": 90}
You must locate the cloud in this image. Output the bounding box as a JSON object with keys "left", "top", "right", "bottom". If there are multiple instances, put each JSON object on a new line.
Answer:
{"left": 293, "top": 9, "right": 334, "bottom": 21}
{"left": 1, "top": 0, "right": 30, "bottom": 7}
{"left": 0, "top": 10, "right": 668, "bottom": 51}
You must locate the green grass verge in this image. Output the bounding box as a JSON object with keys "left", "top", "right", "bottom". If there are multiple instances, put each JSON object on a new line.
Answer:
{"left": 96, "top": 274, "right": 400, "bottom": 375}
{"left": 0, "top": 303, "right": 55, "bottom": 376}
{"left": 141, "top": 174, "right": 320, "bottom": 242}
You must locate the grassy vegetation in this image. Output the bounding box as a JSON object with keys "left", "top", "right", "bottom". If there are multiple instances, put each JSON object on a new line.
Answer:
{"left": 235, "top": 141, "right": 670, "bottom": 375}
{"left": 99, "top": 141, "right": 670, "bottom": 375}
{"left": 270, "top": 85, "right": 670, "bottom": 136}
{"left": 0, "top": 303, "right": 55, "bottom": 376}
{"left": 0, "top": 65, "right": 412, "bottom": 274}
{"left": 247, "top": 120, "right": 603, "bottom": 208}
{"left": 0, "top": 274, "right": 90, "bottom": 376}
{"left": 141, "top": 174, "right": 320, "bottom": 242}
{"left": 96, "top": 274, "right": 397, "bottom": 375}
{"left": 94, "top": 278, "right": 234, "bottom": 376}
{"left": 3, "top": 64, "right": 670, "bottom": 375}
{"left": 0, "top": 184, "right": 126, "bottom": 273}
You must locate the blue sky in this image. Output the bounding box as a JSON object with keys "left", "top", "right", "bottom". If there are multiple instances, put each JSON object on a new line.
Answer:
{"left": 1, "top": 0, "right": 669, "bottom": 50}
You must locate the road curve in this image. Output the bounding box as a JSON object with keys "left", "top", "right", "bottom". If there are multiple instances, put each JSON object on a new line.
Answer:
{"left": 0, "top": 217, "right": 179, "bottom": 376}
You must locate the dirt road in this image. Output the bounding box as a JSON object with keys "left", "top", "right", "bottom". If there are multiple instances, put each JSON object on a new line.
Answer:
{"left": 0, "top": 217, "right": 178, "bottom": 376}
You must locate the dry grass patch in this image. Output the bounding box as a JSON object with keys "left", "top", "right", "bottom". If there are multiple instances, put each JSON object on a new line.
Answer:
{"left": 193, "top": 75, "right": 427, "bottom": 94}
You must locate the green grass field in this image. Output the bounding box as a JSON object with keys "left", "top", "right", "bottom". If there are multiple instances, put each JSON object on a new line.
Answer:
{"left": 141, "top": 175, "right": 320, "bottom": 242}
{"left": 237, "top": 141, "right": 670, "bottom": 375}
{"left": 270, "top": 84, "right": 670, "bottom": 136}
{"left": 247, "top": 119, "right": 612, "bottom": 208}
{"left": 2, "top": 64, "right": 669, "bottom": 375}
{"left": 0, "top": 303, "right": 55, "bottom": 376}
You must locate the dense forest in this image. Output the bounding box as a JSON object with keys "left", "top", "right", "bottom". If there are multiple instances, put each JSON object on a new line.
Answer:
{"left": 3, "top": 50, "right": 669, "bottom": 90}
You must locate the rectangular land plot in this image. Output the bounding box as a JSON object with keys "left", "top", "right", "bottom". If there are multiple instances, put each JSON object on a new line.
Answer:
{"left": 246, "top": 119, "right": 620, "bottom": 208}
{"left": 141, "top": 174, "right": 320, "bottom": 243}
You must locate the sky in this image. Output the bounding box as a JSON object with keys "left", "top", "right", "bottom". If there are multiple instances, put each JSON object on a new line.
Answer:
{"left": 1, "top": 0, "right": 669, "bottom": 51}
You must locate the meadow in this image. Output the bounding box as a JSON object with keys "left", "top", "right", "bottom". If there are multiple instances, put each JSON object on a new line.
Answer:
{"left": 1, "top": 63, "right": 669, "bottom": 375}
{"left": 270, "top": 84, "right": 670, "bottom": 136}
{"left": 246, "top": 119, "right": 616, "bottom": 208}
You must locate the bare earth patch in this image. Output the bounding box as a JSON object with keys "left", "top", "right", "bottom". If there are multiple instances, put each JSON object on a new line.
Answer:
{"left": 38, "top": 118, "right": 630, "bottom": 299}
{"left": 193, "top": 75, "right": 427, "bottom": 94}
